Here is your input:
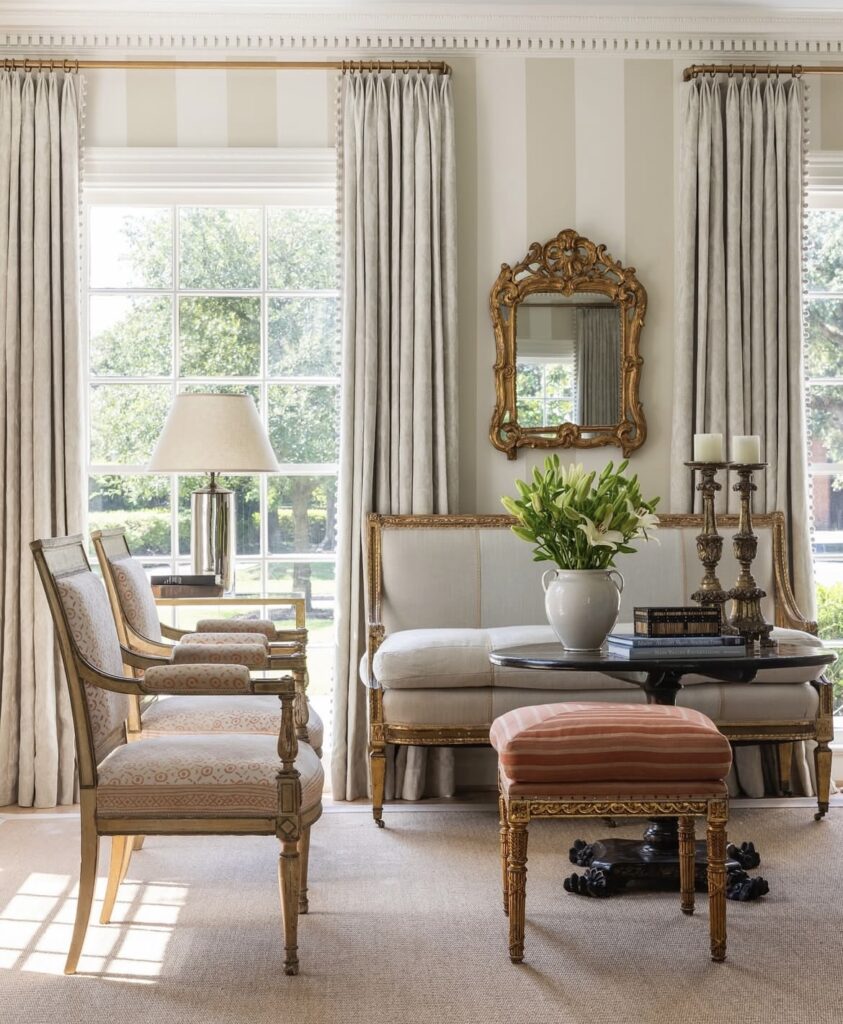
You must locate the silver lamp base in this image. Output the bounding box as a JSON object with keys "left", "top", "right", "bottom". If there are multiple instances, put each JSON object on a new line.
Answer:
{"left": 191, "top": 474, "right": 236, "bottom": 593}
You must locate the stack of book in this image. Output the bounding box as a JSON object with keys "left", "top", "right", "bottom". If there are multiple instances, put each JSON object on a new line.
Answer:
{"left": 150, "top": 574, "right": 224, "bottom": 599}
{"left": 606, "top": 634, "right": 746, "bottom": 660}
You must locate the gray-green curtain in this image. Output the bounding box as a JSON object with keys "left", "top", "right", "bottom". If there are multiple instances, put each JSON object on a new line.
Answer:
{"left": 575, "top": 307, "right": 621, "bottom": 425}
{"left": 0, "top": 70, "right": 84, "bottom": 807}
{"left": 672, "top": 74, "right": 816, "bottom": 799}
{"left": 331, "top": 70, "right": 458, "bottom": 801}
{"left": 671, "top": 74, "right": 813, "bottom": 616}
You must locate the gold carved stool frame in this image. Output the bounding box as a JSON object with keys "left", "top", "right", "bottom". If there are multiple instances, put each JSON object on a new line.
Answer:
{"left": 498, "top": 784, "right": 729, "bottom": 965}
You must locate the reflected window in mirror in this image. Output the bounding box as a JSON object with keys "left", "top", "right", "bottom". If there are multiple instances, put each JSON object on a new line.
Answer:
{"left": 490, "top": 229, "right": 646, "bottom": 459}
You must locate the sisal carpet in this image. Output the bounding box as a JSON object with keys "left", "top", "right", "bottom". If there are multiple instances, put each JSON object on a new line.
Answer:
{"left": 0, "top": 805, "right": 841, "bottom": 1024}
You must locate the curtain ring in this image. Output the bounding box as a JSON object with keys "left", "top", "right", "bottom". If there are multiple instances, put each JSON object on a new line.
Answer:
{"left": 792, "top": 65, "right": 803, "bottom": 79}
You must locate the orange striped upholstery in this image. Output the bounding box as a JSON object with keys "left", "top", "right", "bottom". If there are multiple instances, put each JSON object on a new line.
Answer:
{"left": 490, "top": 702, "right": 732, "bottom": 785}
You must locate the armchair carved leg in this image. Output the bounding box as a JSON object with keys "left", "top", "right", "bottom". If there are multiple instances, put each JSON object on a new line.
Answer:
{"left": 101, "top": 836, "right": 131, "bottom": 924}
{"left": 814, "top": 740, "right": 832, "bottom": 821}
{"left": 298, "top": 827, "right": 311, "bottom": 915}
{"left": 278, "top": 838, "right": 301, "bottom": 976}
{"left": 66, "top": 801, "right": 99, "bottom": 975}
{"left": 370, "top": 744, "right": 386, "bottom": 828}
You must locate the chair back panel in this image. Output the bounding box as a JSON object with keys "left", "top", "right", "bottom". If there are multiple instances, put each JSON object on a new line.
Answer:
{"left": 92, "top": 528, "right": 163, "bottom": 643}
{"left": 55, "top": 572, "right": 129, "bottom": 763}
{"left": 369, "top": 513, "right": 802, "bottom": 635}
{"left": 110, "top": 555, "right": 163, "bottom": 642}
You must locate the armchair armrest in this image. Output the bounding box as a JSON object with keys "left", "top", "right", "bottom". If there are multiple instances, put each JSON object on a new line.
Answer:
{"left": 196, "top": 617, "right": 277, "bottom": 640}
{"left": 172, "top": 641, "right": 268, "bottom": 669}
{"left": 179, "top": 632, "right": 270, "bottom": 647}
{"left": 77, "top": 655, "right": 296, "bottom": 698}
{"left": 366, "top": 621, "right": 385, "bottom": 689}
{"left": 142, "top": 663, "right": 251, "bottom": 694}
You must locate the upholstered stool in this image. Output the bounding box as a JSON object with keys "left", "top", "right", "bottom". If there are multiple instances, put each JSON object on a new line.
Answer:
{"left": 490, "top": 702, "right": 733, "bottom": 964}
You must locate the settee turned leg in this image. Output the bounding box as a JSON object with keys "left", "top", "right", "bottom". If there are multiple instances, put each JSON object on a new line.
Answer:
{"left": 370, "top": 746, "right": 386, "bottom": 828}
{"left": 814, "top": 740, "right": 832, "bottom": 821}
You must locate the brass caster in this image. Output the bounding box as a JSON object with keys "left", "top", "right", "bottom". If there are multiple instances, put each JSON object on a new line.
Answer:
{"left": 681, "top": 906, "right": 694, "bottom": 917}
{"left": 284, "top": 961, "right": 299, "bottom": 976}
{"left": 814, "top": 809, "right": 827, "bottom": 821}
{"left": 298, "top": 900, "right": 309, "bottom": 915}
{"left": 375, "top": 817, "right": 385, "bottom": 829}
{"left": 710, "top": 952, "right": 726, "bottom": 964}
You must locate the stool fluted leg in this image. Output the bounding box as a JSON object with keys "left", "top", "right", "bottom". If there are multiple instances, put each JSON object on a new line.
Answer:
{"left": 706, "top": 799, "right": 728, "bottom": 962}
{"left": 507, "top": 818, "right": 528, "bottom": 963}
{"left": 498, "top": 792, "right": 510, "bottom": 915}
{"left": 678, "top": 815, "right": 696, "bottom": 916}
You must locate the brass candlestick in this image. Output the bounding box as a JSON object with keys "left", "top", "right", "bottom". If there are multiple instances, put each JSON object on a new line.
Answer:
{"left": 685, "top": 461, "right": 736, "bottom": 633}
{"left": 727, "top": 463, "right": 774, "bottom": 647}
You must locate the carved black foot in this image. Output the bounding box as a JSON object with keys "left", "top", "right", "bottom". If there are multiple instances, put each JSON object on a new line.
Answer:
{"left": 726, "top": 868, "right": 769, "bottom": 901}
{"left": 564, "top": 867, "right": 610, "bottom": 897}
{"left": 569, "top": 839, "right": 595, "bottom": 867}
{"left": 726, "top": 841, "right": 761, "bottom": 870}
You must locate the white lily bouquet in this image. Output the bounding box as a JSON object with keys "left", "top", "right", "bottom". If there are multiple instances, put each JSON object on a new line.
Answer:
{"left": 501, "top": 455, "right": 660, "bottom": 570}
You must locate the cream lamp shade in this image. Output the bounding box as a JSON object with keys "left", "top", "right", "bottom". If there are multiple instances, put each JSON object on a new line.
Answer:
{"left": 148, "top": 393, "right": 279, "bottom": 472}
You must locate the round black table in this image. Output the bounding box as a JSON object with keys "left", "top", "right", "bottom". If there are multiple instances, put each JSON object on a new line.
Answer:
{"left": 490, "top": 642, "right": 836, "bottom": 901}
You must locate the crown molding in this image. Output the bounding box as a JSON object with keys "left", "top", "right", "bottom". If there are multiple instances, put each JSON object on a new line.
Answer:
{"left": 4, "top": 3, "right": 843, "bottom": 57}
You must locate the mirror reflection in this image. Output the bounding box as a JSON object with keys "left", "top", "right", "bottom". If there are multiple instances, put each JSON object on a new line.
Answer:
{"left": 514, "top": 292, "right": 621, "bottom": 429}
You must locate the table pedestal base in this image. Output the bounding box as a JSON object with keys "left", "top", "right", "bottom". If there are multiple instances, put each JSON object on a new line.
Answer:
{"left": 564, "top": 832, "right": 769, "bottom": 901}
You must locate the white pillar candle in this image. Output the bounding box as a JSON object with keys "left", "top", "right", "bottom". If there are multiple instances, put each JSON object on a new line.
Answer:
{"left": 693, "top": 433, "right": 725, "bottom": 462}
{"left": 732, "top": 434, "right": 761, "bottom": 463}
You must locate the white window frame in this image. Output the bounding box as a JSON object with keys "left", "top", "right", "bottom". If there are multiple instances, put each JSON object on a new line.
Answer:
{"left": 82, "top": 146, "right": 338, "bottom": 605}
{"left": 805, "top": 153, "right": 843, "bottom": 750}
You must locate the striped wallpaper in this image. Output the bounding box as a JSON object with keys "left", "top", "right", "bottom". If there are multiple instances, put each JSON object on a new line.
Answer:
{"left": 83, "top": 58, "right": 828, "bottom": 515}
{"left": 85, "top": 68, "right": 337, "bottom": 148}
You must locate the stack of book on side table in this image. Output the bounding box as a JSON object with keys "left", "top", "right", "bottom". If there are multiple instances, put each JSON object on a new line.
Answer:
{"left": 150, "top": 574, "right": 224, "bottom": 599}
{"left": 607, "top": 607, "right": 746, "bottom": 659}
{"left": 606, "top": 634, "right": 746, "bottom": 660}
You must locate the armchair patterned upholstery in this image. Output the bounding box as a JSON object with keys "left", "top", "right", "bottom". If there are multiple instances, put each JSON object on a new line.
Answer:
{"left": 91, "top": 527, "right": 323, "bottom": 757}
{"left": 31, "top": 535, "right": 322, "bottom": 976}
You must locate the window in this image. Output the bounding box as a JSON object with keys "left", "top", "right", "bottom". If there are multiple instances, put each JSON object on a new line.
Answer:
{"left": 84, "top": 195, "right": 339, "bottom": 703}
{"left": 803, "top": 206, "right": 843, "bottom": 715}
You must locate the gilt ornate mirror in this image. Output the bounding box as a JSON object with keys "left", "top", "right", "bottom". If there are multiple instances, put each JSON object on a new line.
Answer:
{"left": 489, "top": 229, "right": 647, "bottom": 460}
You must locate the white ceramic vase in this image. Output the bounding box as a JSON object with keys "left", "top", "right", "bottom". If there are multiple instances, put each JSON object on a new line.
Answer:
{"left": 541, "top": 567, "right": 625, "bottom": 651}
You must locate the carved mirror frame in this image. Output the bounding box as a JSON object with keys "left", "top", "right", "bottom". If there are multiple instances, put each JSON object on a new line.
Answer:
{"left": 489, "top": 228, "right": 647, "bottom": 460}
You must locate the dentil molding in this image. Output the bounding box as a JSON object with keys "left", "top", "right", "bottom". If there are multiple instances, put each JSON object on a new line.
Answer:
{"left": 4, "top": 2, "right": 843, "bottom": 58}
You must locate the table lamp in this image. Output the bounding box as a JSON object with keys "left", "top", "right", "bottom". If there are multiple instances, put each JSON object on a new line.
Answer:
{"left": 148, "top": 393, "right": 278, "bottom": 592}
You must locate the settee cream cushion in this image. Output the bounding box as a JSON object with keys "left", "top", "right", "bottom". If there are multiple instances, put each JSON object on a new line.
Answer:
{"left": 97, "top": 733, "right": 323, "bottom": 818}
{"left": 110, "top": 555, "right": 163, "bottom": 641}
{"left": 140, "top": 695, "right": 325, "bottom": 754}
{"left": 381, "top": 680, "right": 819, "bottom": 729}
{"left": 370, "top": 624, "right": 828, "bottom": 692}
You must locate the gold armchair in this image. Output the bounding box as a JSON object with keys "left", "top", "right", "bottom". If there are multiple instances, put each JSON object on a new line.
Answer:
{"left": 32, "top": 535, "right": 323, "bottom": 976}
{"left": 91, "top": 528, "right": 323, "bottom": 757}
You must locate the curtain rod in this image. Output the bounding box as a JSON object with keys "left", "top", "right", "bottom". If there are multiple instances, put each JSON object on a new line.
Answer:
{"left": 1, "top": 57, "right": 450, "bottom": 74}
{"left": 683, "top": 63, "right": 843, "bottom": 81}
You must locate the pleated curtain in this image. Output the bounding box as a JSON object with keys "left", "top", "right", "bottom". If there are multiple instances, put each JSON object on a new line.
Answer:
{"left": 671, "top": 74, "right": 813, "bottom": 616}
{"left": 0, "top": 70, "right": 84, "bottom": 807}
{"left": 575, "top": 307, "right": 621, "bottom": 425}
{"left": 672, "top": 74, "right": 816, "bottom": 799}
{"left": 331, "top": 70, "right": 459, "bottom": 801}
